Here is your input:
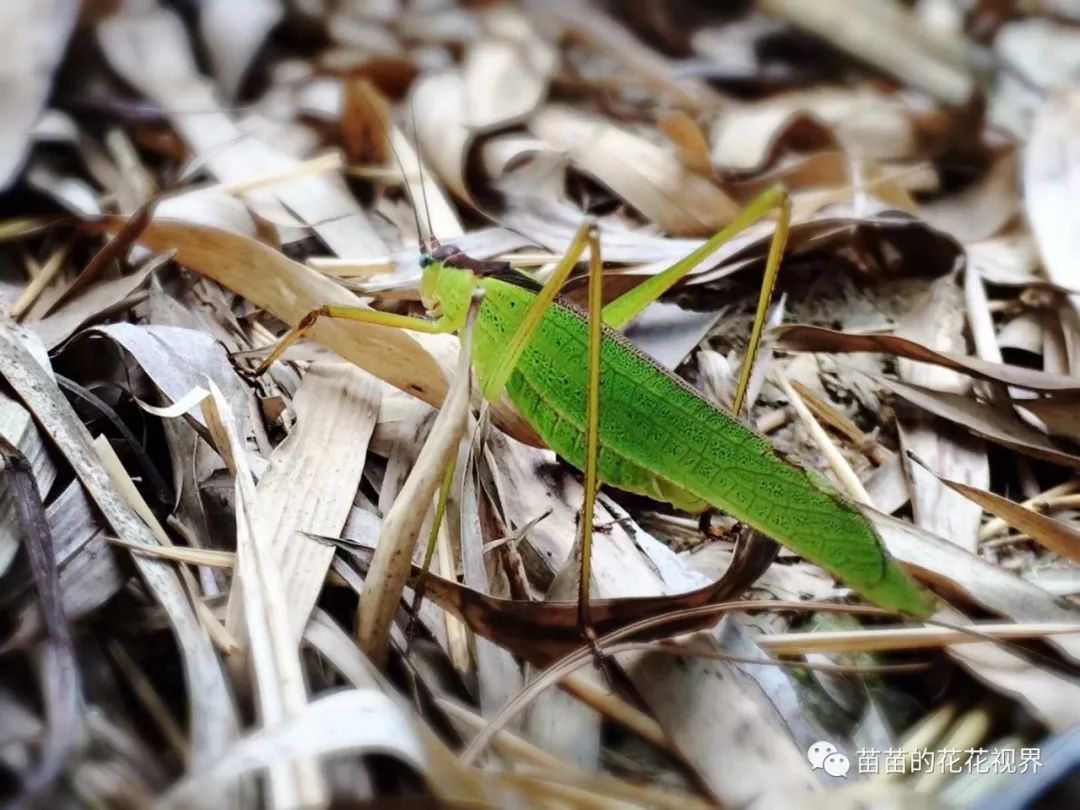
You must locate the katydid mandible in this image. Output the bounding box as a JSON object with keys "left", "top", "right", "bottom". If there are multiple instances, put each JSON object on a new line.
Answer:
{"left": 257, "top": 187, "right": 935, "bottom": 618}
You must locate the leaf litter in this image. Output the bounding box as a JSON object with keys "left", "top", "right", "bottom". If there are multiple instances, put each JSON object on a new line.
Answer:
{"left": 1, "top": 2, "right": 1080, "bottom": 808}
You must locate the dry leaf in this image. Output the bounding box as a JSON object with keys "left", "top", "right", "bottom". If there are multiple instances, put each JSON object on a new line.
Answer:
{"left": 0, "top": 322, "right": 239, "bottom": 773}
{"left": 0, "top": 1, "right": 78, "bottom": 189}
{"left": 911, "top": 458, "right": 1080, "bottom": 565}
{"left": 198, "top": 0, "right": 282, "bottom": 100}
{"left": 464, "top": 7, "right": 556, "bottom": 131}
{"left": 879, "top": 376, "right": 1080, "bottom": 469}
{"left": 33, "top": 258, "right": 159, "bottom": 350}
{"left": 4, "top": 4, "right": 1079, "bottom": 806}
{"left": 1024, "top": 88, "right": 1080, "bottom": 372}
{"left": 759, "top": 0, "right": 974, "bottom": 106}
{"left": 893, "top": 278, "right": 988, "bottom": 553}
{"left": 205, "top": 379, "right": 325, "bottom": 807}
{"left": 530, "top": 105, "right": 739, "bottom": 235}
{"left": 5, "top": 481, "right": 119, "bottom": 649}
{"left": 159, "top": 690, "right": 425, "bottom": 810}
{"left": 872, "top": 510, "right": 1080, "bottom": 664}
{"left": 356, "top": 294, "right": 478, "bottom": 665}
{"left": 657, "top": 110, "right": 713, "bottom": 176}
{"left": 919, "top": 150, "right": 1020, "bottom": 243}
{"left": 261, "top": 363, "right": 380, "bottom": 641}
{"left": 341, "top": 534, "right": 776, "bottom": 668}
{"left": 528, "top": 0, "right": 728, "bottom": 113}
{"left": 0, "top": 435, "right": 79, "bottom": 807}
{"left": 411, "top": 71, "right": 473, "bottom": 206}
{"left": 0, "top": 386, "right": 57, "bottom": 576}
{"left": 98, "top": 4, "right": 386, "bottom": 255}
{"left": 776, "top": 325, "right": 1080, "bottom": 392}
{"left": 127, "top": 218, "right": 449, "bottom": 405}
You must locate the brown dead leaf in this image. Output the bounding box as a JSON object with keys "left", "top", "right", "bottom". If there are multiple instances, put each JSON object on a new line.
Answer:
{"left": 879, "top": 376, "right": 1080, "bottom": 469}
{"left": 33, "top": 257, "right": 161, "bottom": 350}
{"left": 343, "top": 530, "right": 777, "bottom": 667}
{"left": 1018, "top": 396, "right": 1080, "bottom": 442}
{"left": 54, "top": 198, "right": 157, "bottom": 314}
{"left": 657, "top": 110, "right": 713, "bottom": 176}
{"left": 909, "top": 456, "right": 1080, "bottom": 566}
{"left": 776, "top": 324, "right": 1080, "bottom": 392}
{"left": 341, "top": 77, "right": 391, "bottom": 166}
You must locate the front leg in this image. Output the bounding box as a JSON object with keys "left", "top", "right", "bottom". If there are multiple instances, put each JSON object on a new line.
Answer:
{"left": 255, "top": 304, "right": 462, "bottom": 377}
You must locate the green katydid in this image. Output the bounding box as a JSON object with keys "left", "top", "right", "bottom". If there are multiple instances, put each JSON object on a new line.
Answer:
{"left": 256, "top": 186, "right": 935, "bottom": 619}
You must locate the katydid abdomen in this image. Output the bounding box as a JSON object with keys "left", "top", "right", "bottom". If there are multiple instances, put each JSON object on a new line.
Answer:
{"left": 473, "top": 275, "right": 932, "bottom": 616}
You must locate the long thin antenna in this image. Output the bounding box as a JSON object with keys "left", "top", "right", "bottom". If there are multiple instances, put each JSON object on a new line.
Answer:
{"left": 356, "top": 80, "right": 427, "bottom": 253}
{"left": 409, "top": 94, "right": 438, "bottom": 253}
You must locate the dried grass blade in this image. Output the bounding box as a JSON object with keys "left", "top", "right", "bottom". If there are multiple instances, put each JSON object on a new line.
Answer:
{"left": 777, "top": 371, "right": 873, "bottom": 505}
{"left": 356, "top": 292, "right": 482, "bottom": 665}
{"left": 93, "top": 436, "right": 237, "bottom": 657}
{"left": 203, "top": 380, "right": 325, "bottom": 808}
{"left": 51, "top": 197, "right": 156, "bottom": 314}
{"left": 159, "top": 690, "right": 426, "bottom": 810}
{"left": 106, "top": 536, "right": 235, "bottom": 569}
{"left": 761, "top": 623, "right": 1080, "bottom": 655}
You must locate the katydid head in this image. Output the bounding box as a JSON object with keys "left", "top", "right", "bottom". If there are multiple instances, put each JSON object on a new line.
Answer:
{"left": 420, "top": 244, "right": 476, "bottom": 322}
{"left": 420, "top": 244, "right": 521, "bottom": 323}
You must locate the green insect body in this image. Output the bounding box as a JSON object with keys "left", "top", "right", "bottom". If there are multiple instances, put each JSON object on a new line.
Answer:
{"left": 426, "top": 259, "right": 934, "bottom": 617}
